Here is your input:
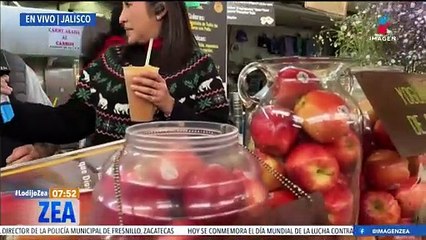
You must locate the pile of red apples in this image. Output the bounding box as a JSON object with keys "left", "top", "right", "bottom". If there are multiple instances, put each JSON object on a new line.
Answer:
{"left": 249, "top": 67, "right": 362, "bottom": 225}
{"left": 358, "top": 99, "right": 426, "bottom": 226}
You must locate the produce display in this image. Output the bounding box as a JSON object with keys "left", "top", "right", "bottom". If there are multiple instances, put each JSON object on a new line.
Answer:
{"left": 91, "top": 121, "right": 268, "bottom": 226}
{"left": 358, "top": 99, "right": 426, "bottom": 226}
{"left": 244, "top": 61, "right": 362, "bottom": 225}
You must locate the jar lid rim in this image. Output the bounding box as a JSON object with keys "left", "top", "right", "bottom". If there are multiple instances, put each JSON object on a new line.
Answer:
{"left": 125, "top": 121, "right": 239, "bottom": 141}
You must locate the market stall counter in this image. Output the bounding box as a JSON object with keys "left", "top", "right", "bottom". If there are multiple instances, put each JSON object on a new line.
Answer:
{"left": 1, "top": 121, "right": 332, "bottom": 240}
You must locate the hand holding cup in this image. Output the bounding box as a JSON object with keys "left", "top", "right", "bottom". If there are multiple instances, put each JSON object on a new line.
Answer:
{"left": 130, "top": 69, "right": 175, "bottom": 116}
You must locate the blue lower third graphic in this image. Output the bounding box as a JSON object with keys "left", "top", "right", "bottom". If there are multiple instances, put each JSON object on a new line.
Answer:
{"left": 38, "top": 199, "right": 79, "bottom": 224}
{"left": 354, "top": 225, "right": 426, "bottom": 236}
{"left": 20, "top": 13, "right": 96, "bottom": 26}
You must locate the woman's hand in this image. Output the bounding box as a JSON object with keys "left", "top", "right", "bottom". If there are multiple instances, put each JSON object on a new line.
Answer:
{"left": 6, "top": 143, "right": 57, "bottom": 165}
{"left": 1, "top": 75, "right": 13, "bottom": 95}
{"left": 130, "top": 70, "right": 175, "bottom": 115}
{"left": 6, "top": 144, "right": 42, "bottom": 165}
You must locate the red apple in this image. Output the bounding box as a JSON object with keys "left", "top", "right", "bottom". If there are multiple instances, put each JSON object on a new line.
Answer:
{"left": 336, "top": 174, "right": 351, "bottom": 187}
{"left": 158, "top": 151, "right": 206, "bottom": 187}
{"left": 183, "top": 164, "right": 246, "bottom": 217}
{"left": 232, "top": 169, "right": 269, "bottom": 203}
{"left": 243, "top": 178, "right": 268, "bottom": 207}
{"left": 250, "top": 105, "right": 299, "bottom": 157}
{"left": 284, "top": 143, "right": 340, "bottom": 192}
{"left": 124, "top": 151, "right": 205, "bottom": 187}
{"left": 365, "top": 150, "right": 410, "bottom": 190}
{"left": 326, "top": 131, "right": 362, "bottom": 172}
{"left": 120, "top": 184, "right": 172, "bottom": 225}
{"left": 362, "top": 130, "right": 377, "bottom": 160}
{"left": 360, "top": 173, "right": 367, "bottom": 192}
{"left": 359, "top": 191, "right": 401, "bottom": 225}
{"left": 267, "top": 190, "right": 297, "bottom": 208}
{"left": 231, "top": 169, "right": 268, "bottom": 218}
{"left": 408, "top": 154, "right": 426, "bottom": 177}
{"left": 394, "top": 178, "right": 426, "bottom": 218}
{"left": 399, "top": 218, "right": 414, "bottom": 224}
{"left": 323, "top": 183, "right": 354, "bottom": 225}
{"left": 254, "top": 149, "right": 284, "bottom": 191}
{"left": 240, "top": 178, "right": 268, "bottom": 220}
{"left": 373, "top": 120, "right": 396, "bottom": 150}
{"left": 418, "top": 153, "right": 426, "bottom": 164}
{"left": 272, "top": 67, "right": 321, "bottom": 109}
{"left": 294, "top": 90, "right": 351, "bottom": 143}
{"left": 408, "top": 156, "right": 420, "bottom": 177}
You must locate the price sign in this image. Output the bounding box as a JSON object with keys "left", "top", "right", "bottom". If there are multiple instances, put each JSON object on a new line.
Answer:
{"left": 355, "top": 71, "right": 426, "bottom": 157}
{"left": 187, "top": 2, "right": 227, "bottom": 82}
{"left": 48, "top": 27, "right": 82, "bottom": 51}
{"left": 226, "top": 2, "right": 275, "bottom": 26}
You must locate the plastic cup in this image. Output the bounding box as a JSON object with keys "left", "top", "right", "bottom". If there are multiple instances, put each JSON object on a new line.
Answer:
{"left": 123, "top": 65, "right": 159, "bottom": 122}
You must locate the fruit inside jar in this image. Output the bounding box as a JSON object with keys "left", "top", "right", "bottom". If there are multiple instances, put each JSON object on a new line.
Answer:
{"left": 93, "top": 171, "right": 174, "bottom": 225}
{"left": 238, "top": 57, "right": 362, "bottom": 225}
{"left": 91, "top": 121, "right": 268, "bottom": 226}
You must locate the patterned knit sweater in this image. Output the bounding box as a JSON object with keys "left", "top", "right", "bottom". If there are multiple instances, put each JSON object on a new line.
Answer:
{"left": 2, "top": 46, "right": 229, "bottom": 146}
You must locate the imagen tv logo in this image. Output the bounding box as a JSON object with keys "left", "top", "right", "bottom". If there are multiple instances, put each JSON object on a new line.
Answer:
{"left": 370, "top": 15, "right": 397, "bottom": 42}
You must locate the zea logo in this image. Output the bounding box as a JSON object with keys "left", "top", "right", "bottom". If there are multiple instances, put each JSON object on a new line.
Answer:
{"left": 39, "top": 188, "right": 80, "bottom": 225}
{"left": 370, "top": 15, "right": 397, "bottom": 42}
{"left": 38, "top": 200, "right": 79, "bottom": 224}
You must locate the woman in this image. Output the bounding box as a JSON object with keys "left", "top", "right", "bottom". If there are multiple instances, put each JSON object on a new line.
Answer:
{"left": 0, "top": 50, "right": 57, "bottom": 166}
{"left": 0, "top": 2, "right": 229, "bottom": 148}
{"left": 82, "top": 4, "right": 126, "bottom": 68}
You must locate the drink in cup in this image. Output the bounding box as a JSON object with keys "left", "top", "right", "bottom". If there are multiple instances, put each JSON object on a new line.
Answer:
{"left": 123, "top": 65, "right": 159, "bottom": 122}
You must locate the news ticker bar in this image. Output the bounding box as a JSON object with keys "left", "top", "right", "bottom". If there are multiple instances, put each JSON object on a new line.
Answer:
{"left": 1, "top": 225, "right": 425, "bottom": 236}
{"left": 14, "top": 188, "right": 80, "bottom": 199}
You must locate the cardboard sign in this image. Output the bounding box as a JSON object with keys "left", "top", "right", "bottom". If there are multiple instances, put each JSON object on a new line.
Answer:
{"left": 355, "top": 71, "right": 426, "bottom": 157}
{"left": 304, "top": 2, "right": 347, "bottom": 18}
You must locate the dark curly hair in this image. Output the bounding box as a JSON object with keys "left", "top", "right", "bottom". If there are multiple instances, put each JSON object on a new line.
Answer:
{"left": 83, "top": 4, "right": 125, "bottom": 67}
{"left": 109, "top": 4, "right": 126, "bottom": 37}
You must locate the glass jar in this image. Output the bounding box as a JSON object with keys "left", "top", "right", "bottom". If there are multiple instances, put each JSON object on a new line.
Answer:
{"left": 91, "top": 121, "right": 267, "bottom": 226}
{"left": 238, "top": 57, "right": 363, "bottom": 225}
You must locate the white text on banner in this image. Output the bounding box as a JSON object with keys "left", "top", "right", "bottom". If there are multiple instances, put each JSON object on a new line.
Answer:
{"left": 0, "top": 226, "right": 354, "bottom": 236}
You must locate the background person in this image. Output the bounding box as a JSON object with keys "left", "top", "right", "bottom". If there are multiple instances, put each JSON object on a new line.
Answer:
{"left": 82, "top": 4, "right": 127, "bottom": 68}
{"left": 0, "top": 49, "right": 57, "bottom": 167}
